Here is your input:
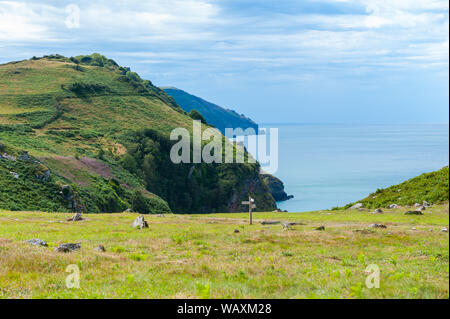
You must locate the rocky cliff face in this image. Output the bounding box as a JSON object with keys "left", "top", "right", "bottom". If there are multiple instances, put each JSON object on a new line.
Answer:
{"left": 227, "top": 174, "right": 277, "bottom": 212}
{"left": 261, "top": 173, "right": 293, "bottom": 202}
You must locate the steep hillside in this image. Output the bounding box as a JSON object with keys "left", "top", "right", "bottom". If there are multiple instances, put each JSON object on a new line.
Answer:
{"left": 161, "top": 87, "right": 258, "bottom": 134}
{"left": 0, "top": 54, "right": 276, "bottom": 213}
{"left": 344, "top": 166, "right": 449, "bottom": 209}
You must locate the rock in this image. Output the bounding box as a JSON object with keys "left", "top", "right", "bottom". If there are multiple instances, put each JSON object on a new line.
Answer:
{"left": 371, "top": 208, "right": 383, "bottom": 214}
{"left": 156, "top": 214, "right": 165, "bottom": 217}
{"left": 1, "top": 153, "right": 16, "bottom": 161}
{"left": 405, "top": 210, "right": 423, "bottom": 215}
{"left": 123, "top": 208, "right": 132, "bottom": 213}
{"left": 411, "top": 227, "right": 417, "bottom": 231}
{"left": 56, "top": 243, "right": 81, "bottom": 252}
{"left": 26, "top": 239, "right": 48, "bottom": 247}
{"left": 414, "top": 203, "right": 421, "bottom": 208}
{"left": 283, "top": 210, "right": 288, "bottom": 213}
{"left": 350, "top": 203, "right": 363, "bottom": 210}
{"left": 419, "top": 206, "right": 426, "bottom": 211}
{"left": 368, "top": 224, "right": 387, "bottom": 229}
{"left": 67, "top": 212, "right": 83, "bottom": 222}
{"left": 442, "top": 227, "right": 448, "bottom": 233}
{"left": 282, "top": 222, "right": 291, "bottom": 230}
{"left": 387, "top": 204, "right": 399, "bottom": 209}
{"left": 94, "top": 245, "right": 106, "bottom": 252}
{"left": 9, "top": 171, "right": 19, "bottom": 179}
{"left": 35, "top": 163, "right": 50, "bottom": 182}
{"left": 60, "top": 185, "right": 83, "bottom": 212}
{"left": 315, "top": 226, "right": 325, "bottom": 231}
{"left": 260, "top": 173, "right": 293, "bottom": 201}
{"left": 260, "top": 220, "right": 281, "bottom": 225}
{"left": 234, "top": 229, "right": 240, "bottom": 233}
{"left": 132, "top": 215, "right": 149, "bottom": 229}
{"left": 19, "top": 151, "right": 31, "bottom": 161}
{"left": 422, "top": 201, "right": 430, "bottom": 207}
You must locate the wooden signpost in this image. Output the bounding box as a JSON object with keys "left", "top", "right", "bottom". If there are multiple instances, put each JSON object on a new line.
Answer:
{"left": 242, "top": 196, "right": 256, "bottom": 225}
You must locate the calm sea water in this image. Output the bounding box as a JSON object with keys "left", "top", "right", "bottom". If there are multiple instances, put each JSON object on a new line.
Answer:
{"left": 257, "top": 124, "right": 449, "bottom": 212}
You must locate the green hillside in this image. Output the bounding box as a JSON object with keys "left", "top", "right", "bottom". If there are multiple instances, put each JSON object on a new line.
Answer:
{"left": 344, "top": 167, "right": 449, "bottom": 209}
{"left": 162, "top": 87, "right": 258, "bottom": 134}
{"left": 0, "top": 54, "right": 276, "bottom": 214}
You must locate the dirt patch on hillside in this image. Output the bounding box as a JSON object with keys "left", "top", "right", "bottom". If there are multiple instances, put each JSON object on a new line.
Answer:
{"left": 39, "top": 156, "right": 114, "bottom": 186}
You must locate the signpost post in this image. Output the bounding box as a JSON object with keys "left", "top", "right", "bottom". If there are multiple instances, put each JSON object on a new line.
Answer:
{"left": 242, "top": 196, "right": 256, "bottom": 225}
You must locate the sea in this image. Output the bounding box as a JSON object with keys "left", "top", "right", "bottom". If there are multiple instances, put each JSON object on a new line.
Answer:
{"left": 253, "top": 123, "right": 449, "bottom": 212}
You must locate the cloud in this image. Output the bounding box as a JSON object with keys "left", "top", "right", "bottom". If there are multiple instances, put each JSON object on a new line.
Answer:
{"left": 0, "top": 0, "right": 448, "bottom": 80}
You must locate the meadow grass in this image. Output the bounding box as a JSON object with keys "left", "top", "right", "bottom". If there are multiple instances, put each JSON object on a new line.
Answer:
{"left": 0, "top": 204, "right": 448, "bottom": 299}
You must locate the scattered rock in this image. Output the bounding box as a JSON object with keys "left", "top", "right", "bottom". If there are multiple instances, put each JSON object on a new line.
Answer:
{"left": 371, "top": 208, "right": 383, "bottom": 214}
{"left": 387, "top": 204, "right": 399, "bottom": 209}
{"left": 368, "top": 224, "right": 387, "bottom": 229}
{"left": 132, "top": 215, "right": 149, "bottom": 229}
{"left": 282, "top": 221, "right": 305, "bottom": 229}
{"left": 260, "top": 220, "right": 281, "bottom": 225}
{"left": 26, "top": 239, "right": 48, "bottom": 247}
{"left": 350, "top": 203, "right": 363, "bottom": 210}
{"left": 422, "top": 201, "right": 430, "bottom": 207}
{"left": 315, "top": 226, "right": 325, "bottom": 231}
{"left": 442, "top": 227, "right": 448, "bottom": 233}
{"left": 419, "top": 206, "right": 426, "bottom": 211}
{"left": 411, "top": 227, "right": 417, "bottom": 231}
{"left": 405, "top": 210, "right": 423, "bottom": 215}
{"left": 0, "top": 153, "right": 16, "bottom": 161}
{"left": 414, "top": 203, "right": 421, "bottom": 208}
{"left": 156, "top": 214, "right": 165, "bottom": 217}
{"left": 123, "top": 208, "right": 132, "bottom": 213}
{"left": 234, "top": 229, "right": 240, "bottom": 233}
{"left": 56, "top": 243, "right": 81, "bottom": 253}
{"left": 67, "top": 212, "right": 83, "bottom": 222}
{"left": 94, "top": 245, "right": 106, "bottom": 252}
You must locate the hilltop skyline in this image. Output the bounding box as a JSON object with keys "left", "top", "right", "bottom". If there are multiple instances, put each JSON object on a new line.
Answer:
{"left": 0, "top": 0, "right": 448, "bottom": 124}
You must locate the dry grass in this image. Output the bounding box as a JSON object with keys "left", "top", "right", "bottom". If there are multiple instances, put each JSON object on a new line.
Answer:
{"left": 0, "top": 204, "right": 448, "bottom": 299}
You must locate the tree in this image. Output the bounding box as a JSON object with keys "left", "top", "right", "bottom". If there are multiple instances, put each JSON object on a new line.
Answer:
{"left": 131, "top": 190, "right": 150, "bottom": 214}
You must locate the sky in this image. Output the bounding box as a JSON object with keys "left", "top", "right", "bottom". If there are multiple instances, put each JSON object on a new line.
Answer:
{"left": 0, "top": 0, "right": 448, "bottom": 124}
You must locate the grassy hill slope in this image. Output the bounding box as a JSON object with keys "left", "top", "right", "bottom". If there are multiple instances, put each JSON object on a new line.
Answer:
{"left": 344, "top": 167, "right": 449, "bottom": 209}
{"left": 0, "top": 54, "right": 276, "bottom": 213}
{"left": 0, "top": 205, "right": 448, "bottom": 298}
{"left": 162, "top": 87, "right": 258, "bottom": 134}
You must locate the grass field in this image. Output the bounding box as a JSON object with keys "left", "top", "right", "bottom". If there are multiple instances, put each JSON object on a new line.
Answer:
{"left": 0, "top": 204, "right": 448, "bottom": 299}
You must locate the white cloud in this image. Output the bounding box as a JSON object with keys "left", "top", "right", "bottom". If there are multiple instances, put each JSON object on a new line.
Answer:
{"left": 0, "top": 0, "right": 447, "bottom": 78}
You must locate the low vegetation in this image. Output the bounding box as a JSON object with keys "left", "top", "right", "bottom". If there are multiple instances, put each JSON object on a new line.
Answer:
{"left": 344, "top": 167, "right": 449, "bottom": 209}
{"left": 0, "top": 54, "right": 276, "bottom": 214}
{"left": 0, "top": 204, "right": 448, "bottom": 298}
